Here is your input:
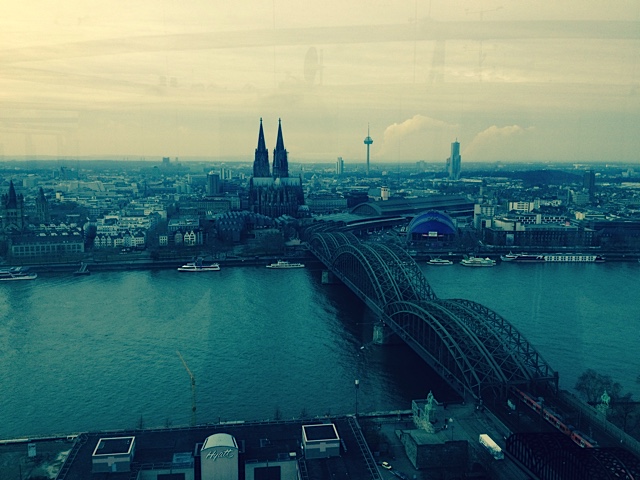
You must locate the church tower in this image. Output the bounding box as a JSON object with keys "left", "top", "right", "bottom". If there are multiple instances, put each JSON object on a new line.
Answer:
{"left": 1, "top": 180, "right": 26, "bottom": 232}
{"left": 36, "top": 187, "right": 50, "bottom": 223}
{"left": 253, "top": 118, "right": 270, "bottom": 177}
{"left": 272, "top": 118, "right": 289, "bottom": 178}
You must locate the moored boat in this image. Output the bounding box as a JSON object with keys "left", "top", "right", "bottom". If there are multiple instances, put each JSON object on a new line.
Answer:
{"left": 460, "top": 256, "right": 496, "bottom": 267}
{"left": 500, "top": 253, "right": 545, "bottom": 263}
{"left": 177, "top": 258, "right": 220, "bottom": 272}
{"left": 427, "top": 257, "right": 454, "bottom": 266}
{"left": 0, "top": 266, "right": 38, "bottom": 281}
{"left": 266, "top": 260, "right": 305, "bottom": 269}
{"left": 543, "top": 253, "right": 605, "bottom": 263}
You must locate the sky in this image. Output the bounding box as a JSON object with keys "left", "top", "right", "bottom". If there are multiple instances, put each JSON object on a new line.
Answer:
{"left": 1, "top": 1, "right": 639, "bottom": 164}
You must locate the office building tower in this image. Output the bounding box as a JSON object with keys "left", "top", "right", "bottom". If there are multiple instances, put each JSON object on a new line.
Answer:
{"left": 447, "top": 140, "right": 461, "bottom": 180}
{"left": 206, "top": 172, "right": 221, "bottom": 196}
{"left": 583, "top": 170, "right": 596, "bottom": 200}
{"left": 336, "top": 157, "right": 344, "bottom": 175}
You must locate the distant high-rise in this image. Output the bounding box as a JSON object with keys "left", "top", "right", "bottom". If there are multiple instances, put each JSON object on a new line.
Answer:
{"left": 447, "top": 140, "right": 461, "bottom": 180}
{"left": 206, "top": 171, "right": 221, "bottom": 196}
{"left": 583, "top": 170, "right": 596, "bottom": 200}
{"left": 336, "top": 157, "right": 344, "bottom": 175}
{"left": 364, "top": 125, "right": 373, "bottom": 176}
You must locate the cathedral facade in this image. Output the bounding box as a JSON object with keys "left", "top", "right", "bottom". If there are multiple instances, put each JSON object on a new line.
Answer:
{"left": 249, "top": 119, "right": 304, "bottom": 218}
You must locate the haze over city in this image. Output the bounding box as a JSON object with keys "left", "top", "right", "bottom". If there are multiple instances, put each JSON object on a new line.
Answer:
{"left": 2, "top": 1, "right": 639, "bottom": 163}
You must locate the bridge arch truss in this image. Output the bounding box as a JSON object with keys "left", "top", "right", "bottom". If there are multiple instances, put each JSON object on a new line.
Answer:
{"left": 307, "top": 232, "right": 557, "bottom": 400}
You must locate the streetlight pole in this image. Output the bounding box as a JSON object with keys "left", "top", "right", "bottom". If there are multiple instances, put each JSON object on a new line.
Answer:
{"left": 355, "top": 379, "right": 360, "bottom": 418}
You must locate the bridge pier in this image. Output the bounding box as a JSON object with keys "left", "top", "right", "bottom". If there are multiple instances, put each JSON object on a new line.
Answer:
{"left": 321, "top": 270, "right": 339, "bottom": 284}
{"left": 373, "top": 322, "right": 399, "bottom": 345}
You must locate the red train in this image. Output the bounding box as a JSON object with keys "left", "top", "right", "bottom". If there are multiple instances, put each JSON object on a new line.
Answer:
{"left": 511, "top": 387, "right": 598, "bottom": 448}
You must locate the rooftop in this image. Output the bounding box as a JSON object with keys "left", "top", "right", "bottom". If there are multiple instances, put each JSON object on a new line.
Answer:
{"left": 49, "top": 416, "right": 378, "bottom": 480}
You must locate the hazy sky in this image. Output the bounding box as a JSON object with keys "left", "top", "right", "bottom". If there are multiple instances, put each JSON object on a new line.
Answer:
{"left": 1, "top": 1, "right": 639, "bottom": 163}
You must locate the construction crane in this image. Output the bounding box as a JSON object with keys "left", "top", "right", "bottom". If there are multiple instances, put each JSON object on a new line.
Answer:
{"left": 177, "top": 350, "right": 196, "bottom": 427}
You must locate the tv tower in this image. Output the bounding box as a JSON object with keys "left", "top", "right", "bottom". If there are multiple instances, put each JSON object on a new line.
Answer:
{"left": 364, "top": 124, "right": 373, "bottom": 176}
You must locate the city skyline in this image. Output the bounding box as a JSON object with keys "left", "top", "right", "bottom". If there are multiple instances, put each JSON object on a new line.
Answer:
{"left": 2, "top": 1, "right": 639, "bottom": 163}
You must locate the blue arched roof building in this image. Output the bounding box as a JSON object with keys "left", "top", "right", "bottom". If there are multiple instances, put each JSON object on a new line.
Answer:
{"left": 406, "top": 211, "right": 457, "bottom": 243}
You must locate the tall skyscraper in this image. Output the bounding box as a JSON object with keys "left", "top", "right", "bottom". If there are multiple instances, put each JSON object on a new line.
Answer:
{"left": 583, "top": 170, "right": 596, "bottom": 200}
{"left": 206, "top": 171, "right": 221, "bottom": 196}
{"left": 336, "top": 157, "right": 344, "bottom": 175}
{"left": 447, "top": 140, "right": 461, "bottom": 180}
{"left": 364, "top": 125, "right": 373, "bottom": 176}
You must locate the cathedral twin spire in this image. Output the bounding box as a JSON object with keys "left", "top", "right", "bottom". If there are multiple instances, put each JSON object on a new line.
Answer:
{"left": 252, "top": 118, "right": 289, "bottom": 179}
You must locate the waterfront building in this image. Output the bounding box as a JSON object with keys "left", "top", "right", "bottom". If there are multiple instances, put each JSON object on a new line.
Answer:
{"left": 406, "top": 211, "right": 458, "bottom": 245}
{"left": 249, "top": 119, "right": 305, "bottom": 218}
{"left": 484, "top": 222, "right": 595, "bottom": 247}
{"left": 215, "top": 211, "right": 275, "bottom": 244}
{"left": 94, "top": 230, "right": 146, "bottom": 249}
{"left": 10, "top": 230, "right": 85, "bottom": 259}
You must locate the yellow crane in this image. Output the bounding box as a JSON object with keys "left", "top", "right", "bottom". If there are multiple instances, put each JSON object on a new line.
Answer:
{"left": 177, "top": 350, "right": 196, "bottom": 427}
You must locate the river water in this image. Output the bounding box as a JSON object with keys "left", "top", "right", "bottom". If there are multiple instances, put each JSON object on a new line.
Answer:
{"left": 0, "top": 260, "right": 637, "bottom": 438}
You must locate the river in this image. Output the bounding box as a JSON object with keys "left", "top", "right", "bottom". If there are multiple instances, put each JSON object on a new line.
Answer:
{"left": 0, "top": 260, "right": 637, "bottom": 438}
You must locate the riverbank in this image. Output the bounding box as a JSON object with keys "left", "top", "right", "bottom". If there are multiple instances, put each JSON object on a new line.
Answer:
{"left": 6, "top": 245, "right": 640, "bottom": 274}
{"left": 21, "top": 253, "right": 320, "bottom": 273}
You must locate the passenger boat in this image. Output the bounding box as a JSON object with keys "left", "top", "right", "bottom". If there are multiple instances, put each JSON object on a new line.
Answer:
{"left": 266, "top": 260, "right": 305, "bottom": 269}
{"left": 427, "top": 258, "right": 453, "bottom": 266}
{"left": 0, "top": 266, "right": 38, "bottom": 281}
{"left": 542, "top": 253, "right": 605, "bottom": 263}
{"left": 460, "top": 256, "right": 496, "bottom": 267}
{"left": 500, "top": 253, "right": 545, "bottom": 263}
{"left": 177, "top": 259, "right": 220, "bottom": 272}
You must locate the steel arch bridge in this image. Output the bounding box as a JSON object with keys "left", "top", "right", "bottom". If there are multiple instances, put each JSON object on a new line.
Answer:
{"left": 308, "top": 232, "right": 558, "bottom": 400}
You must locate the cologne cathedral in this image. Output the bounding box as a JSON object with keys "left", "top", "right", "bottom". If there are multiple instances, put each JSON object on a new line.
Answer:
{"left": 249, "top": 118, "right": 304, "bottom": 217}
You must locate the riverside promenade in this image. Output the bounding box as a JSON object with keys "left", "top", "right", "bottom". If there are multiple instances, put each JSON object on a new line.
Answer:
{"left": 9, "top": 250, "right": 317, "bottom": 273}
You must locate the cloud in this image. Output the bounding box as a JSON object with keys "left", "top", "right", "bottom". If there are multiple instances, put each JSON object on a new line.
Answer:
{"left": 378, "top": 115, "right": 458, "bottom": 160}
{"left": 464, "top": 125, "right": 535, "bottom": 161}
